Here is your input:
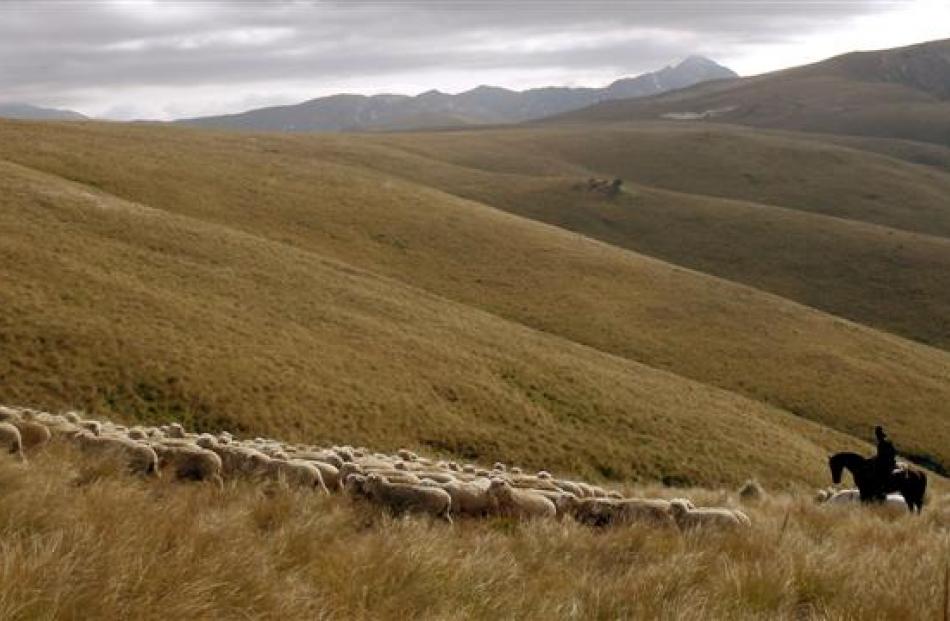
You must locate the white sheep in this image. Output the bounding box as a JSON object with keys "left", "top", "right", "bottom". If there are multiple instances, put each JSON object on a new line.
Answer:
{"left": 0, "top": 422, "right": 26, "bottom": 462}
{"left": 364, "top": 473, "right": 453, "bottom": 523}
{"left": 164, "top": 423, "right": 186, "bottom": 439}
{"left": 486, "top": 478, "right": 556, "bottom": 519}
{"left": 263, "top": 458, "right": 330, "bottom": 493}
{"left": 822, "top": 489, "right": 909, "bottom": 511}
{"left": 562, "top": 496, "right": 674, "bottom": 528}
{"left": 79, "top": 420, "right": 103, "bottom": 437}
{"left": 422, "top": 478, "right": 493, "bottom": 517}
{"left": 201, "top": 440, "right": 269, "bottom": 478}
{"left": 152, "top": 443, "right": 223, "bottom": 488}
{"left": 670, "top": 499, "right": 751, "bottom": 530}
{"left": 9, "top": 417, "right": 51, "bottom": 451}
{"left": 74, "top": 431, "right": 159, "bottom": 476}
{"left": 396, "top": 449, "right": 416, "bottom": 462}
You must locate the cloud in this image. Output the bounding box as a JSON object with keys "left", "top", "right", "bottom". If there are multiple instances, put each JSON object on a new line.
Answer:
{"left": 0, "top": 0, "right": 940, "bottom": 119}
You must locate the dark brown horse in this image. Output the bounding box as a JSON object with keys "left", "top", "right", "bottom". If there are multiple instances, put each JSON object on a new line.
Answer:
{"left": 829, "top": 452, "right": 927, "bottom": 513}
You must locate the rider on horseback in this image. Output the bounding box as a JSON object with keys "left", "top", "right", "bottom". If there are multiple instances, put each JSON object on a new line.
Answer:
{"left": 873, "top": 425, "right": 898, "bottom": 498}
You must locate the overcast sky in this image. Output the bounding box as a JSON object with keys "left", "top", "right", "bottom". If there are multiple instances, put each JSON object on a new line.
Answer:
{"left": 1, "top": 0, "right": 948, "bottom": 120}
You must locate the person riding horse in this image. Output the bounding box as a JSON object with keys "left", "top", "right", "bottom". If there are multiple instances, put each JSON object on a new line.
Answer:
{"left": 828, "top": 426, "right": 927, "bottom": 512}
{"left": 872, "top": 425, "right": 898, "bottom": 498}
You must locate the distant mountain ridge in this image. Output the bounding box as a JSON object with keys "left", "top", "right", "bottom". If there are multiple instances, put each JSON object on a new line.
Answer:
{"left": 549, "top": 38, "right": 950, "bottom": 147}
{"left": 178, "top": 56, "right": 736, "bottom": 132}
{"left": 0, "top": 103, "right": 86, "bottom": 121}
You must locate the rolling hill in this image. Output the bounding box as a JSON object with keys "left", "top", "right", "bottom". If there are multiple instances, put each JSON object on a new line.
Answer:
{"left": 548, "top": 38, "right": 950, "bottom": 146}
{"left": 2, "top": 119, "right": 950, "bottom": 481}
{"left": 286, "top": 122, "right": 950, "bottom": 350}
{"left": 177, "top": 56, "right": 736, "bottom": 132}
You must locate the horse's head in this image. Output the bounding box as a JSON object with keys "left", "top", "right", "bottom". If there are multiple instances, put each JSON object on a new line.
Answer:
{"left": 828, "top": 453, "right": 844, "bottom": 485}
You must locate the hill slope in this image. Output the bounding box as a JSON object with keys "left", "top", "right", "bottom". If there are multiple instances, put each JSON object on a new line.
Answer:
{"left": 2, "top": 120, "right": 950, "bottom": 475}
{"left": 178, "top": 57, "right": 736, "bottom": 132}
{"left": 0, "top": 156, "right": 857, "bottom": 486}
{"left": 303, "top": 123, "right": 950, "bottom": 350}
{"left": 549, "top": 38, "right": 950, "bottom": 146}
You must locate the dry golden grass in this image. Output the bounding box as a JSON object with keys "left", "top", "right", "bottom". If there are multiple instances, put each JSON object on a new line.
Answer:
{"left": 0, "top": 156, "right": 859, "bottom": 487}
{"left": 2, "top": 119, "right": 950, "bottom": 478}
{"left": 324, "top": 124, "right": 950, "bottom": 349}
{"left": 1, "top": 444, "right": 948, "bottom": 620}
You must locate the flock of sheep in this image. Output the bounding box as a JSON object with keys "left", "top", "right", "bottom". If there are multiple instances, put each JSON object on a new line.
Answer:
{"left": 0, "top": 404, "right": 756, "bottom": 530}
{"left": 3, "top": 403, "right": 908, "bottom": 528}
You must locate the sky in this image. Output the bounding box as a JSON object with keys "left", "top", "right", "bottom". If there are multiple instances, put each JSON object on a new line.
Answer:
{"left": 1, "top": 0, "right": 948, "bottom": 120}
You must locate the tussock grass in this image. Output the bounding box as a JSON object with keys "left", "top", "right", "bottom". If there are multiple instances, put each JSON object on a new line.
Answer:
{"left": 1, "top": 446, "right": 948, "bottom": 620}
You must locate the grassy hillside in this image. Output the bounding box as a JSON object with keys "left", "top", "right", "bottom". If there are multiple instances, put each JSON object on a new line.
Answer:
{"left": 1, "top": 445, "right": 948, "bottom": 620}
{"left": 319, "top": 124, "right": 950, "bottom": 350}
{"left": 548, "top": 39, "right": 950, "bottom": 147}
{"left": 0, "top": 157, "right": 863, "bottom": 486}
{"left": 2, "top": 120, "right": 950, "bottom": 476}
{"left": 368, "top": 123, "right": 950, "bottom": 238}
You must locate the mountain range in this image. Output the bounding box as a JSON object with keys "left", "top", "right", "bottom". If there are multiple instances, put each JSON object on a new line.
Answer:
{"left": 178, "top": 56, "right": 736, "bottom": 132}
{"left": 0, "top": 103, "right": 86, "bottom": 121}
{"left": 549, "top": 38, "right": 950, "bottom": 147}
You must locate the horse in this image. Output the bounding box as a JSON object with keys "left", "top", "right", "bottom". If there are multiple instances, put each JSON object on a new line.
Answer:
{"left": 828, "top": 452, "right": 927, "bottom": 513}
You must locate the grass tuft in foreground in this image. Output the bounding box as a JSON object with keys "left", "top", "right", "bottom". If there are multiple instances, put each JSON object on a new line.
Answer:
{"left": 1, "top": 444, "right": 947, "bottom": 620}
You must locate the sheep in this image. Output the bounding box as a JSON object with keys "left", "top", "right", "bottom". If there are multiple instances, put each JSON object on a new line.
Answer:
{"left": 338, "top": 462, "right": 364, "bottom": 485}
{"left": 74, "top": 431, "right": 159, "bottom": 476}
{"left": 152, "top": 443, "right": 223, "bottom": 488}
{"left": 822, "top": 489, "right": 909, "bottom": 511}
{"left": 305, "top": 460, "right": 342, "bottom": 492}
{"left": 15, "top": 419, "right": 52, "bottom": 451}
{"left": 414, "top": 471, "right": 456, "bottom": 484}
{"left": 263, "top": 458, "right": 330, "bottom": 493}
{"left": 510, "top": 467, "right": 523, "bottom": 476}
{"left": 200, "top": 439, "right": 268, "bottom": 478}
{"left": 492, "top": 462, "right": 506, "bottom": 472}
{"left": 0, "top": 422, "right": 26, "bottom": 462}
{"left": 532, "top": 489, "right": 576, "bottom": 519}
{"left": 340, "top": 462, "right": 422, "bottom": 486}
{"left": 333, "top": 446, "right": 356, "bottom": 463}
{"left": 562, "top": 497, "right": 674, "bottom": 528}
{"left": 571, "top": 481, "right": 598, "bottom": 498}
{"left": 537, "top": 470, "right": 552, "bottom": 480}
{"left": 364, "top": 473, "right": 453, "bottom": 523}
{"left": 510, "top": 474, "right": 560, "bottom": 492}
{"left": 0, "top": 412, "right": 52, "bottom": 452}
{"left": 670, "top": 499, "right": 751, "bottom": 530}
{"left": 422, "top": 478, "right": 493, "bottom": 517}
{"left": 163, "top": 423, "right": 186, "bottom": 439}
{"left": 217, "top": 432, "right": 233, "bottom": 445}
{"left": 79, "top": 420, "right": 102, "bottom": 437}
{"left": 64, "top": 412, "right": 82, "bottom": 424}
{"left": 295, "top": 449, "right": 344, "bottom": 470}
{"left": 128, "top": 428, "right": 148, "bottom": 441}
{"left": 486, "top": 478, "right": 556, "bottom": 520}
{"left": 396, "top": 449, "right": 417, "bottom": 462}
{"left": 343, "top": 473, "right": 371, "bottom": 499}
{"left": 553, "top": 479, "right": 585, "bottom": 497}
